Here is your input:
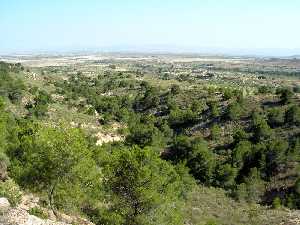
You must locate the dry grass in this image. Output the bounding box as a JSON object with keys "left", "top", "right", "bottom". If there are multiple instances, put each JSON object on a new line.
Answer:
{"left": 184, "top": 186, "right": 295, "bottom": 225}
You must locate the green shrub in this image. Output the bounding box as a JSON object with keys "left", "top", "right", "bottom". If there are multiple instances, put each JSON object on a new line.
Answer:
{"left": 210, "top": 124, "right": 222, "bottom": 140}
{"left": 215, "top": 163, "right": 237, "bottom": 189}
{"left": 278, "top": 88, "right": 293, "bottom": 104}
{"left": 170, "top": 84, "right": 181, "bottom": 95}
{"left": 258, "top": 85, "right": 273, "bottom": 94}
{"left": 235, "top": 168, "right": 265, "bottom": 203}
{"left": 226, "top": 103, "right": 243, "bottom": 121}
{"left": 293, "top": 85, "right": 300, "bottom": 93}
{"left": 252, "top": 112, "right": 273, "bottom": 142}
{"left": 29, "top": 207, "right": 48, "bottom": 219}
{"left": 100, "top": 146, "right": 185, "bottom": 225}
{"left": 285, "top": 105, "right": 300, "bottom": 125}
{"left": 272, "top": 197, "right": 281, "bottom": 209}
{"left": 208, "top": 101, "right": 220, "bottom": 118}
{"left": 0, "top": 179, "right": 22, "bottom": 206}
{"left": 205, "top": 219, "right": 218, "bottom": 225}
{"left": 267, "top": 107, "right": 285, "bottom": 127}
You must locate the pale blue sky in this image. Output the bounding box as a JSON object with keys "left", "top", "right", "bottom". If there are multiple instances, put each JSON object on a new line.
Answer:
{"left": 1, "top": 0, "right": 300, "bottom": 55}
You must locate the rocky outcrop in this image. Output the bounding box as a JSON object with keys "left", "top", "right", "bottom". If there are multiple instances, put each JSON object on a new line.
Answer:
{"left": 0, "top": 197, "right": 10, "bottom": 213}
{"left": 0, "top": 196, "right": 70, "bottom": 225}
{"left": 0, "top": 194, "right": 95, "bottom": 225}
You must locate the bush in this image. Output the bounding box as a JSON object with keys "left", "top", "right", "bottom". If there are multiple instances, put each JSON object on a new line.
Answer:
{"left": 258, "top": 86, "right": 273, "bottom": 94}
{"left": 210, "top": 124, "right": 222, "bottom": 140}
{"left": 126, "top": 121, "right": 166, "bottom": 149}
{"left": 0, "top": 179, "right": 22, "bottom": 206}
{"left": 233, "top": 128, "right": 249, "bottom": 143}
{"left": 170, "top": 84, "right": 180, "bottom": 95}
{"left": 188, "top": 142, "right": 215, "bottom": 184}
{"left": 264, "top": 138, "right": 288, "bottom": 178}
{"left": 272, "top": 197, "right": 281, "bottom": 209}
{"left": 101, "top": 146, "right": 185, "bottom": 225}
{"left": 285, "top": 105, "right": 300, "bottom": 125}
{"left": 169, "top": 108, "right": 198, "bottom": 127}
{"left": 0, "top": 63, "right": 25, "bottom": 103}
{"left": 168, "top": 136, "right": 215, "bottom": 184}
{"left": 10, "top": 125, "right": 101, "bottom": 214}
{"left": 235, "top": 168, "right": 265, "bottom": 203}
{"left": 252, "top": 112, "right": 273, "bottom": 142}
{"left": 214, "top": 163, "right": 237, "bottom": 189}
{"left": 293, "top": 85, "right": 300, "bottom": 93}
{"left": 267, "top": 107, "right": 285, "bottom": 127}
{"left": 223, "top": 89, "right": 234, "bottom": 100}
{"left": 208, "top": 101, "right": 220, "bottom": 118}
{"left": 29, "top": 207, "right": 48, "bottom": 219}
{"left": 232, "top": 141, "right": 252, "bottom": 169}
{"left": 26, "top": 90, "right": 52, "bottom": 118}
{"left": 278, "top": 88, "right": 293, "bottom": 104}
{"left": 226, "top": 103, "right": 243, "bottom": 121}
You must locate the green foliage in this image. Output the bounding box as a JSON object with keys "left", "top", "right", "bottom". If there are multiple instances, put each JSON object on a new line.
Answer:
{"left": 0, "top": 98, "right": 18, "bottom": 181}
{"left": 258, "top": 85, "right": 273, "bottom": 94}
{"left": 205, "top": 220, "right": 218, "bottom": 225}
{"left": 267, "top": 107, "right": 285, "bottom": 127}
{"left": 168, "top": 135, "right": 193, "bottom": 162}
{"left": 286, "top": 195, "right": 295, "bottom": 209}
{"left": 0, "top": 59, "right": 299, "bottom": 221}
{"left": 100, "top": 147, "right": 185, "bottom": 225}
{"left": 29, "top": 207, "right": 48, "bottom": 219}
{"left": 295, "top": 178, "right": 300, "bottom": 195}
{"left": 232, "top": 141, "right": 252, "bottom": 169}
{"left": 26, "top": 90, "right": 52, "bottom": 118}
{"left": 170, "top": 84, "right": 181, "bottom": 95}
{"left": 210, "top": 124, "right": 222, "bottom": 140}
{"left": 0, "top": 179, "right": 22, "bottom": 206}
{"left": 278, "top": 88, "right": 294, "bottom": 104}
{"left": 10, "top": 124, "right": 101, "bottom": 213}
{"left": 214, "top": 163, "right": 238, "bottom": 189}
{"left": 169, "top": 108, "right": 198, "bottom": 127}
{"left": 272, "top": 197, "right": 281, "bottom": 209}
{"left": 188, "top": 141, "right": 215, "bottom": 184}
{"left": 285, "top": 104, "right": 300, "bottom": 125}
{"left": 252, "top": 112, "right": 273, "bottom": 142}
{"left": 226, "top": 103, "right": 243, "bottom": 121}
{"left": 293, "top": 85, "right": 300, "bottom": 93}
{"left": 184, "top": 185, "right": 287, "bottom": 225}
{"left": 126, "top": 116, "right": 167, "bottom": 149}
{"left": 134, "top": 86, "right": 160, "bottom": 111}
{"left": 223, "top": 89, "right": 234, "bottom": 100}
{"left": 0, "top": 62, "right": 25, "bottom": 103}
{"left": 264, "top": 138, "right": 288, "bottom": 178}
{"left": 235, "top": 168, "right": 265, "bottom": 203}
{"left": 169, "top": 136, "right": 215, "bottom": 184}
{"left": 208, "top": 101, "right": 220, "bottom": 118}
{"left": 233, "top": 128, "right": 249, "bottom": 143}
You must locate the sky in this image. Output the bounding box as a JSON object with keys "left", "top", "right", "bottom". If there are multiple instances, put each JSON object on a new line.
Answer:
{"left": 1, "top": 0, "right": 300, "bottom": 55}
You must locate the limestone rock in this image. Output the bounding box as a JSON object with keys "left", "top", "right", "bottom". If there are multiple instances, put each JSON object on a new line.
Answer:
{"left": 0, "top": 197, "right": 11, "bottom": 213}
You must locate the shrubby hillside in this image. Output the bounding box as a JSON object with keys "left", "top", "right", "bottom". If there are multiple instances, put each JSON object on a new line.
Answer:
{"left": 1, "top": 58, "right": 300, "bottom": 225}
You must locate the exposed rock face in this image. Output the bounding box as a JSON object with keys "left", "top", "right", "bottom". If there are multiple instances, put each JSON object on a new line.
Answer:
{"left": 0, "top": 197, "right": 70, "bottom": 225}
{"left": 0, "top": 195, "right": 95, "bottom": 225}
{"left": 0, "top": 197, "right": 10, "bottom": 213}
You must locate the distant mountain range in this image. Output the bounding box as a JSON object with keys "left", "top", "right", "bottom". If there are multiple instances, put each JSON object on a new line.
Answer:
{"left": 1, "top": 45, "right": 300, "bottom": 58}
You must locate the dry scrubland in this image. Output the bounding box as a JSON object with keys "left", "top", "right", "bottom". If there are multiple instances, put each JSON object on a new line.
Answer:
{"left": 1, "top": 53, "right": 300, "bottom": 225}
